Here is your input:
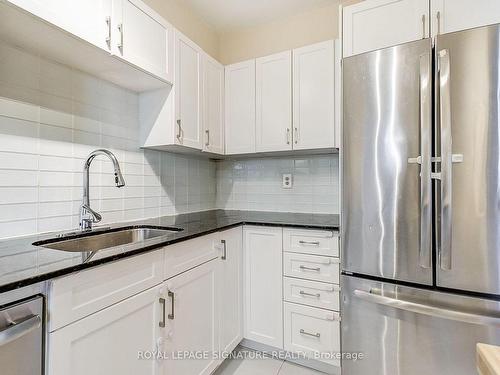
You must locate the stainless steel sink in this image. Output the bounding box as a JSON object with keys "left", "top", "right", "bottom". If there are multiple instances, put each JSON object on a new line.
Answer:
{"left": 34, "top": 226, "right": 182, "bottom": 253}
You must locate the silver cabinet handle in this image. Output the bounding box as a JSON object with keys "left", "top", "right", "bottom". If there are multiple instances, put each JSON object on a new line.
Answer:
{"left": 354, "top": 289, "right": 500, "bottom": 327}
{"left": 418, "top": 52, "right": 432, "bottom": 269}
{"left": 438, "top": 49, "right": 452, "bottom": 271}
{"left": 221, "top": 239, "right": 226, "bottom": 260}
{"left": 421, "top": 14, "right": 426, "bottom": 38}
{"left": 294, "top": 127, "right": 299, "bottom": 144}
{"left": 286, "top": 128, "right": 291, "bottom": 145}
{"left": 105, "top": 16, "right": 111, "bottom": 48}
{"left": 299, "top": 290, "right": 320, "bottom": 298}
{"left": 0, "top": 314, "right": 41, "bottom": 347}
{"left": 117, "top": 23, "right": 124, "bottom": 52}
{"left": 205, "top": 129, "right": 210, "bottom": 147}
{"left": 299, "top": 265, "right": 321, "bottom": 272}
{"left": 299, "top": 240, "right": 320, "bottom": 246}
{"left": 437, "top": 11, "right": 441, "bottom": 35}
{"left": 300, "top": 329, "right": 320, "bottom": 338}
{"left": 176, "top": 119, "right": 182, "bottom": 141}
{"left": 168, "top": 291, "right": 175, "bottom": 320}
{"left": 159, "top": 298, "right": 166, "bottom": 327}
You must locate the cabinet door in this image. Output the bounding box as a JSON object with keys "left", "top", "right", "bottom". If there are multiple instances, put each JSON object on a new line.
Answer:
{"left": 431, "top": 0, "right": 500, "bottom": 36}
{"left": 243, "top": 226, "right": 283, "bottom": 348}
{"left": 175, "top": 32, "right": 203, "bottom": 150}
{"left": 342, "top": 0, "right": 429, "bottom": 57}
{"left": 219, "top": 227, "right": 243, "bottom": 354}
{"left": 163, "top": 259, "right": 219, "bottom": 375}
{"left": 49, "top": 284, "right": 163, "bottom": 375}
{"left": 113, "top": 0, "right": 173, "bottom": 82}
{"left": 203, "top": 54, "right": 224, "bottom": 154}
{"left": 8, "top": 0, "right": 112, "bottom": 51}
{"left": 255, "top": 51, "right": 292, "bottom": 152}
{"left": 292, "top": 40, "right": 335, "bottom": 150}
{"left": 224, "top": 60, "right": 256, "bottom": 154}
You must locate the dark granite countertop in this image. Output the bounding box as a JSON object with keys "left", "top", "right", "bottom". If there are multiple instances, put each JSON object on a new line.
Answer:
{"left": 0, "top": 210, "right": 339, "bottom": 293}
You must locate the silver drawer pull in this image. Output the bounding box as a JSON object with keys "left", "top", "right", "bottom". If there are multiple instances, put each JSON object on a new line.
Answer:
{"left": 299, "top": 240, "right": 320, "bottom": 246}
{"left": 300, "top": 329, "right": 320, "bottom": 338}
{"left": 299, "top": 290, "right": 320, "bottom": 298}
{"left": 168, "top": 291, "right": 175, "bottom": 320}
{"left": 299, "top": 265, "right": 321, "bottom": 272}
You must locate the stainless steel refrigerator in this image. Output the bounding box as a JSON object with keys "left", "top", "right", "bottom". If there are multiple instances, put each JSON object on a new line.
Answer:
{"left": 341, "top": 23, "right": 500, "bottom": 374}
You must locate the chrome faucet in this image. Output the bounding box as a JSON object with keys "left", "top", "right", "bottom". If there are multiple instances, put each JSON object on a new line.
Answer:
{"left": 80, "top": 149, "right": 125, "bottom": 231}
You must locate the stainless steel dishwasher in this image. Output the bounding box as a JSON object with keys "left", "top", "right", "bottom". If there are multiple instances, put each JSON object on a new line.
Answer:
{"left": 0, "top": 295, "right": 43, "bottom": 375}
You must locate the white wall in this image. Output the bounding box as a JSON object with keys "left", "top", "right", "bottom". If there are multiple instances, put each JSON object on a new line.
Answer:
{"left": 219, "top": 2, "right": 340, "bottom": 65}
{"left": 143, "top": 0, "right": 220, "bottom": 60}
{"left": 0, "top": 42, "right": 216, "bottom": 239}
{"left": 216, "top": 155, "right": 339, "bottom": 214}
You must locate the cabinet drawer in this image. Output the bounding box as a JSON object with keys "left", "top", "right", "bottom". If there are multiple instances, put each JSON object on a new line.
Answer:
{"left": 284, "top": 302, "right": 340, "bottom": 366}
{"left": 284, "top": 253, "right": 340, "bottom": 283}
{"left": 48, "top": 250, "right": 164, "bottom": 332}
{"left": 283, "top": 277, "right": 339, "bottom": 311}
{"left": 283, "top": 228, "right": 338, "bottom": 257}
{"left": 164, "top": 233, "right": 219, "bottom": 279}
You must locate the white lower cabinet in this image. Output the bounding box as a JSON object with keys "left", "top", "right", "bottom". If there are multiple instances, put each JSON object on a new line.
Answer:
{"left": 284, "top": 302, "right": 341, "bottom": 367}
{"left": 163, "top": 258, "right": 220, "bottom": 375}
{"left": 48, "top": 284, "right": 163, "bottom": 375}
{"left": 283, "top": 277, "right": 340, "bottom": 311}
{"left": 283, "top": 252, "right": 340, "bottom": 284}
{"left": 243, "top": 226, "right": 283, "bottom": 348}
{"left": 281, "top": 228, "right": 341, "bottom": 371}
{"left": 219, "top": 227, "right": 243, "bottom": 354}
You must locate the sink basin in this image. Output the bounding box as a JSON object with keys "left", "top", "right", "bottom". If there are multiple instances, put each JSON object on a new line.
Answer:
{"left": 34, "top": 225, "right": 183, "bottom": 253}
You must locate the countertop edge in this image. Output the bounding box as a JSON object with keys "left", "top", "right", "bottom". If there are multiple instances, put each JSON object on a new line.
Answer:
{"left": 0, "top": 219, "right": 339, "bottom": 294}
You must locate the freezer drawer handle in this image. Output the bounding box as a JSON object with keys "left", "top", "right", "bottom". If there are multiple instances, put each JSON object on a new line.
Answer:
{"left": 300, "top": 329, "right": 320, "bottom": 338}
{"left": 354, "top": 289, "right": 500, "bottom": 326}
{"left": 0, "top": 314, "right": 41, "bottom": 347}
{"left": 299, "top": 265, "right": 321, "bottom": 272}
{"left": 299, "top": 290, "right": 321, "bottom": 298}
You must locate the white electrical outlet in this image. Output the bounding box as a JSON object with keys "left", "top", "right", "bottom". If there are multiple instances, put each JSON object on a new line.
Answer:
{"left": 282, "top": 174, "right": 292, "bottom": 189}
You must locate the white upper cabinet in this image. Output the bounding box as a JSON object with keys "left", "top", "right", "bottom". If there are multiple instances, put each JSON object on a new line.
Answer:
{"left": 175, "top": 32, "right": 203, "bottom": 150}
{"left": 203, "top": 53, "right": 225, "bottom": 154}
{"left": 225, "top": 60, "right": 256, "bottom": 155}
{"left": 7, "top": 0, "right": 112, "bottom": 52}
{"left": 255, "top": 51, "right": 292, "bottom": 152}
{"left": 430, "top": 0, "right": 500, "bottom": 36}
{"left": 292, "top": 40, "right": 335, "bottom": 150}
{"left": 112, "top": 0, "right": 174, "bottom": 83}
{"left": 342, "top": 0, "right": 430, "bottom": 57}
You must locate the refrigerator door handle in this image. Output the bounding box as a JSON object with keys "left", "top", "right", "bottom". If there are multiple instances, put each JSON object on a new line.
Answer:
{"left": 438, "top": 48, "right": 453, "bottom": 271}
{"left": 354, "top": 289, "right": 500, "bottom": 327}
{"left": 419, "top": 52, "right": 432, "bottom": 269}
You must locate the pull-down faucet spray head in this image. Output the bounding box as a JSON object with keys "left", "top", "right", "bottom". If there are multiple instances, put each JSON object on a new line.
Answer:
{"left": 80, "top": 149, "right": 125, "bottom": 231}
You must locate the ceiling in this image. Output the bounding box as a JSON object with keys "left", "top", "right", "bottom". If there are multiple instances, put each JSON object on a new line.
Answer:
{"left": 184, "top": 0, "right": 338, "bottom": 31}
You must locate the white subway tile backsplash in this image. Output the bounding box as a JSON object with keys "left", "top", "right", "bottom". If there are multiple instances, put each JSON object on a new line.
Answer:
{"left": 0, "top": 42, "right": 217, "bottom": 239}
{"left": 0, "top": 169, "right": 38, "bottom": 187}
{"left": 0, "top": 219, "right": 37, "bottom": 239}
{"left": 0, "top": 203, "right": 37, "bottom": 222}
{"left": 0, "top": 187, "right": 38, "bottom": 205}
{"left": 215, "top": 155, "right": 339, "bottom": 214}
